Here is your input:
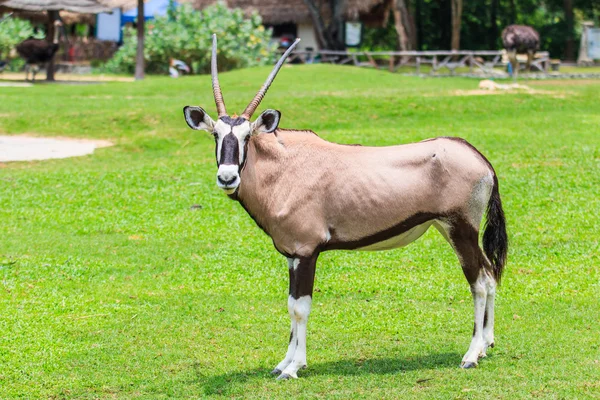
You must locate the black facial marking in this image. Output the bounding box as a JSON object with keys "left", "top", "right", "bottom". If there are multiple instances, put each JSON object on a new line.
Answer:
{"left": 219, "top": 116, "right": 247, "bottom": 126}
{"left": 214, "top": 136, "right": 218, "bottom": 165}
{"left": 220, "top": 132, "right": 239, "bottom": 166}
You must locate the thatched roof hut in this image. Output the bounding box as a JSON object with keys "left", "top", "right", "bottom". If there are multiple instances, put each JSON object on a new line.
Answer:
{"left": 0, "top": 0, "right": 135, "bottom": 25}
{"left": 2, "top": 0, "right": 112, "bottom": 13}
{"left": 188, "top": 0, "right": 391, "bottom": 50}
{"left": 190, "top": 0, "right": 391, "bottom": 27}
{"left": 0, "top": 8, "right": 96, "bottom": 24}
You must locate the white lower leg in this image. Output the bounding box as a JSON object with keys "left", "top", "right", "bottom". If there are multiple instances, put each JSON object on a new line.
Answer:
{"left": 462, "top": 274, "right": 488, "bottom": 367}
{"left": 273, "top": 296, "right": 298, "bottom": 373}
{"left": 482, "top": 274, "right": 496, "bottom": 349}
{"left": 281, "top": 295, "right": 312, "bottom": 378}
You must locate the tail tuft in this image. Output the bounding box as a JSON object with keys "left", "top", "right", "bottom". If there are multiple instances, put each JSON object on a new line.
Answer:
{"left": 482, "top": 175, "right": 508, "bottom": 284}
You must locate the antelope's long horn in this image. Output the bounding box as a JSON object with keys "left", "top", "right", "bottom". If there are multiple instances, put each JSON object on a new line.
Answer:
{"left": 241, "top": 38, "right": 301, "bottom": 120}
{"left": 211, "top": 34, "right": 227, "bottom": 117}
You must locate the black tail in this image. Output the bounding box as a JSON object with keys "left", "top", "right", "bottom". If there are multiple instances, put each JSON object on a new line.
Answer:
{"left": 483, "top": 175, "right": 508, "bottom": 284}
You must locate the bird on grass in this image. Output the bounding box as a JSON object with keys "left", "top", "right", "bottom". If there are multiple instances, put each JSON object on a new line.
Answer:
{"left": 169, "top": 58, "right": 190, "bottom": 78}
{"left": 502, "top": 24, "right": 540, "bottom": 78}
{"left": 16, "top": 20, "right": 62, "bottom": 82}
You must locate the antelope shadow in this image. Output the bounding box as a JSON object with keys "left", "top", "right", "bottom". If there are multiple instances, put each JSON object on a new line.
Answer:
{"left": 197, "top": 352, "right": 461, "bottom": 396}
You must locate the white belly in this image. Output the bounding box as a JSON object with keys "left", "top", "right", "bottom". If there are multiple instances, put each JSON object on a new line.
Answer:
{"left": 356, "top": 221, "right": 433, "bottom": 251}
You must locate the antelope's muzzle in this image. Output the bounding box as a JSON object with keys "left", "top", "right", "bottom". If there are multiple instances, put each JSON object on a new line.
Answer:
{"left": 216, "top": 164, "right": 240, "bottom": 193}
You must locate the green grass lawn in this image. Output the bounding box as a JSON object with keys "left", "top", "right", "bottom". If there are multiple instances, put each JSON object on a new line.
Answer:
{"left": 1, "top": 65, "right": 599, "bottom": 398}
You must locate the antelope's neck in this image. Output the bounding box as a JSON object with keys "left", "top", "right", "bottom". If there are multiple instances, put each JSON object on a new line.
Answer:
{"left": 235, "top": 133, "right": 288, "bottom": 232}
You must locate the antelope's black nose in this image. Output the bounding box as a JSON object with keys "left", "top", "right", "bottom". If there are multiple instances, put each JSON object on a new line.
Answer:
{"left": 218, "top": 176, "right": 236, "bottom": 186}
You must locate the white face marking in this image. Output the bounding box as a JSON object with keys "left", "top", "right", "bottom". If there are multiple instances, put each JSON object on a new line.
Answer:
{"left": 216, "top": 164, "right": 240, "bottom": 193}
{"left": 213, "top": 120, "right": 252, "bottom": 165}
{"left": 213, "top": 119, "right": 252, "bottom": 192}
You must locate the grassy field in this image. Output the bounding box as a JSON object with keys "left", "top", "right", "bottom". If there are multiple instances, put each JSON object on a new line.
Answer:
{"left": 0, "top": 65, "right": 599, "bottom": 398}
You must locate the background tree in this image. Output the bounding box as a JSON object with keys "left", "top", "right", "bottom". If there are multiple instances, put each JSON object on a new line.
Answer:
{"left": 361, "top": 0, "right": 599, "bottom": 59}
{"left": 563, "top": 0, "right": 574, "bottom": 61}
{"left": 393, "top": 0, "right": 415, "bottom": 50}
{"left": 450, "top": 0, "right": 463, "bottom": 50}
{"left": 303, "top": 0, "right": 346, "bottom": 50}
{"left": 135, "top": 0, "right": 144, "bottom": 80}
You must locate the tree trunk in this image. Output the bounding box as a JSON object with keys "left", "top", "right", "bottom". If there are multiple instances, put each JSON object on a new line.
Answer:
{"left": 415, "top": 0, "right": 422, "bottom": 50}
{"left": 302, "top": 0, "right": 345, "bottom": 50}
{"left": 489, "top": 0, "right": 499, "bottom": 49}
{"left": 450, "top": 0, "right": 462, "bottom": 50}
{"left": 564, "top": 0, "right": 574, "bottom": 61}
{"left": 508, "top": 0, "right": 517, "bottom": 24}
{"left": 135, "top": 0, "right": 145, "bottom": 80}
{"left": 329, "top": 0, "right": 347, "bottom": 51}
{"left": 393, "top": 0, "right": 414, "bottom": 51}
{"left": 46, "top": 10, "right": 59, "bottom": 82}
{"left": 408, "top": 3, "right": 418, "bottom": 50}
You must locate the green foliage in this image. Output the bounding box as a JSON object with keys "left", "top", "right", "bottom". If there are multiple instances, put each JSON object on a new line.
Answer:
{"left": 0, "top": 15, "right": 44, "bottom": 60}
{"left": 0, "top": 66, "right": 599, "bottom": 397}
{"left": 357, "top": 0, "right": 598, "bottom": 58}
{"left": 361, "top": 14, "right": 398, "bottom": 51}
{"left": 103, "top": 2, "right": 275, "bottom": 75}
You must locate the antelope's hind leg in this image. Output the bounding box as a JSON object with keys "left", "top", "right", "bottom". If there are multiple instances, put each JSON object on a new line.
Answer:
{"left": 463, "top": 262, "right": 497, "bottom": 368}
{"left": 435, "top": 219, "right": 497, "bottom": 369}
{"left": 272, "top": 254, "right": 317, "bottom": 380}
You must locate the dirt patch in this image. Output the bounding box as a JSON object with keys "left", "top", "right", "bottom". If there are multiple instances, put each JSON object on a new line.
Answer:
{"left": 450, "top": 89, "right": 568, "bottom": 99}
{"left": 0, "top": 135, "right": 113, "bottom": 162}
{"left": 1, "top": 72, "right": 134, "bottom": 83}
{"left": 0, "top": 82, "right": 33, "bottom": 87}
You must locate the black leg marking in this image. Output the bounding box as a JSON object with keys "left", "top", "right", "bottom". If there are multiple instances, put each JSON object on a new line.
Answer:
{"left": 289, "top": 253, "right": 318, "bottom": 300}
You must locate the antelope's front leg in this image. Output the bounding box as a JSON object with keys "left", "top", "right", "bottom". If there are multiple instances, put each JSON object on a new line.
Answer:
{"left": 272, "top": 254, "right": 317, "bottom": 380}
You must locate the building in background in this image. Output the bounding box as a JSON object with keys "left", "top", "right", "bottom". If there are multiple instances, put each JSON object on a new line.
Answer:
{"left": 190, "top": 0, "right": 391, "bottom": 51}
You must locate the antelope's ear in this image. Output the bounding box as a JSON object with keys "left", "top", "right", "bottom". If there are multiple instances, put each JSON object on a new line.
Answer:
{"left": 251, "top": 109, "right": 281, "bottom": 134}
{"left": 183, "top": 106, "right": 215, "bottom": 132}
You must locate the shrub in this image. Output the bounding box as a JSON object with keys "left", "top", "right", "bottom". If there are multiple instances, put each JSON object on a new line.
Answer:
{"left": 103, "top": 2, "right": 275, "bottom": 75}
{"left": 0, "top": 16, "right": 44, "bottom": 61}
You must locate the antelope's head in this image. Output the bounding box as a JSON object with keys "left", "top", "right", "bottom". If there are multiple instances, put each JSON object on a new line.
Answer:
{"left": 184, "top": 35, "right": 299, "bottom": 194}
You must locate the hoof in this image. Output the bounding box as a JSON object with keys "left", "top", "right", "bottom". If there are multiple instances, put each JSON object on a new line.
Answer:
{"left": 460, "top": 361, "right": 478, "bottom": 369}
{"left": 270, "top": 368, "right": 282, "bottom": 376}
{"left": 276, "top": 373, "right": 293, "bottom": 380}
{"left": 489, "top": 342, "right": 495, "bottom": 348}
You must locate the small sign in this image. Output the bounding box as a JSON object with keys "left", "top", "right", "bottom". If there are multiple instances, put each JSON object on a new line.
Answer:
{"left": 345, "top": 22, "right": 362, "bottom": 47}
{"left": 588, "top": 28, "right": 600, "bottom": 59}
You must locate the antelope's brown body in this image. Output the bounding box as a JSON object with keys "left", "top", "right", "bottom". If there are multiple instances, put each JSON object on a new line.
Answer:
{"left": 238, "top": 131, "right": 493, "bottom": 258}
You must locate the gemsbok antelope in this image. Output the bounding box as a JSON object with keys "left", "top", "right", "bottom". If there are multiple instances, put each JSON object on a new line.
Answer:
{"left": 183, "top": 35, "right": 508, "bottom": 379}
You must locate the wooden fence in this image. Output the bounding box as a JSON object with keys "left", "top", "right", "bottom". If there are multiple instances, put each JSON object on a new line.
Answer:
{"left": 286, "top": 50, "right": 551, "bottom": 75}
